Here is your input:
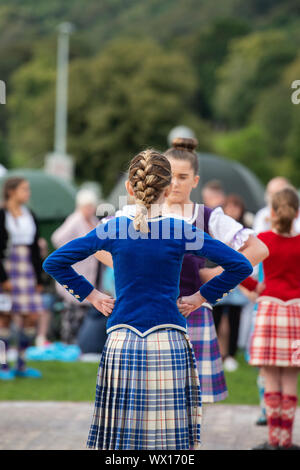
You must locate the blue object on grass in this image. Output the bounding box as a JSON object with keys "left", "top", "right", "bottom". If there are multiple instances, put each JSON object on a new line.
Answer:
{"left": 25, "top": 342, "right": 81, "bottom": 362}
{"left": 13, "top": 367, "right": 42, "bottom": 378}
{"left": 0, "top": 369, "right": 15, "bottom": 380}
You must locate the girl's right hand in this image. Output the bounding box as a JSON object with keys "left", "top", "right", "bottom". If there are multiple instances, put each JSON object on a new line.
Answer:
{"left": 2, "top": 280, "right": 12, "bottom": 292}
{"left": 86, "top": 289, "right": 115, "bottom": 317}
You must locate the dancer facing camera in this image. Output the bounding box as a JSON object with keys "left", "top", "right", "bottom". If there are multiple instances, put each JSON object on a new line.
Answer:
{"left": 243, "top": 187, "right": 300, "bottom": 450}
{"left": 109, "top": 137, "right": 268, "bottom": 405}
{"left": 43, "top": 149, "right": 252, "bottom": 450}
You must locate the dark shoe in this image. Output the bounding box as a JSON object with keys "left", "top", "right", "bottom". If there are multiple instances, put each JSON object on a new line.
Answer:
{"left": 278, "top": 443, "right": 300, "bottom": 450}
{"left": 255, "top": 414, "right": 267, "bottom": 426}
{"left": 252, "top": 441, "right": 279, "bottom": 450}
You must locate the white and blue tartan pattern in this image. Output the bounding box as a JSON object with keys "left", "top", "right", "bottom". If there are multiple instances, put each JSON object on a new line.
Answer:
{"left": 86, "top": 328, "right": 202, "bottom": 450}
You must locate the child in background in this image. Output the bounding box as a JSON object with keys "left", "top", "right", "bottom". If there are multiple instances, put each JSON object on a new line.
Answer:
{"left": 243, "top": 187, "right": 300, "bottom": 450}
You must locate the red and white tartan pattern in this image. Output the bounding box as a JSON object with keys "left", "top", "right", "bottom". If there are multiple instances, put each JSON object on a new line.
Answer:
{"left": 249, "top": 299, "right": 300, "bottom": 367}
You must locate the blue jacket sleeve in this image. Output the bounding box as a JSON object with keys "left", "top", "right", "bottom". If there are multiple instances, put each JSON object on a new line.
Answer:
{"left": 183, "top": 223, "right": 253, "bottom": 304}
{"left": 43, "top": 224, "right": 112, "bottom": 302}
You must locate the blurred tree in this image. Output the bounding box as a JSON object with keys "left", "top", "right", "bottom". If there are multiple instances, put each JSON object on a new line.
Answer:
{"left": 0, "top": 133, "right": 9, "bottom": 169}
{"left": 8, "top": 38, "right": 210, "bottom": 194}
{"left": 280, "top": 55, "right": 300, "bottom": 186}
{"left": 8, "top": 39, "right": 56, "bottom": 168}
{"left": 67, "top": 39, "right": 210, "bottom": 194}
{"left": 176, "top": 18, "right": 251, "bottom": 118}
{"left": 213, "top": 124, "right": 274, "bottom": 184}
{"left": 214, "top": 30, "right": 296, "bottom": 126}
{"left": 285, "top": 104, "right": 300, "bottom": 187}
{"left": 251, "top": 84, "right": 292, "bottom": 157}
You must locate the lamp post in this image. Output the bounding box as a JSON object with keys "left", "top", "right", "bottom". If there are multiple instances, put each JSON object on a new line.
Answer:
{"left": 45, "top": 22, "right": 75, "bottom": 182}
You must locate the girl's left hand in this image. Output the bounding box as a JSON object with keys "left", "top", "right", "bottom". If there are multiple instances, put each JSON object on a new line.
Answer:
{"left": 86, "top": 289, "right": 115, "bottom": 316}
{"left": 177, "top": 292, "right": 206, "bottom": 318}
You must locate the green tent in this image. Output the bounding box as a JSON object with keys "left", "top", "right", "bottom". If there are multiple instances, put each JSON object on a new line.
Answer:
{"left": 0, "top": 169, "right": 76, "bottom": 246}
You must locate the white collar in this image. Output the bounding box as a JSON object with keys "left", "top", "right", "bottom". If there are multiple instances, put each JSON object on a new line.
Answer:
{"left": 117, "top": 203, "right": 200, "bottom": 223}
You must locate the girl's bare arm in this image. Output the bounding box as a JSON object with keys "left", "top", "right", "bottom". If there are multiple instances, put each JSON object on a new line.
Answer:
{"left": 94, "top": 250, "right": 113, "bottom": 268}
{"left": 199, "top": 235, "right": 269, "bottom": 282}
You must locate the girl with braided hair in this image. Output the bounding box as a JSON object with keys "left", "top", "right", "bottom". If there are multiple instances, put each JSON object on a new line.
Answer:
{"left": 43, "top": 149, "right": 252, "bottom": 450}
{"left": 242, "top": 187, "right": 300, "bottom": 450}
{"left": 116, "top": 138, "right": 269, "bottom": 405}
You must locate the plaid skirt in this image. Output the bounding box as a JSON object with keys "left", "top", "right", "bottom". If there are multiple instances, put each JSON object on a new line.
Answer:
{"left": 187, "top": 306, "right": 228, "bottom": 402}
{"left": 0, "top": 245, "right": 43, "bottom": 314}
{"left": 249, "top": 298, "right": 300, "bottom": 367}
{"left": 86, "top": 328, "right": 202, "bottom": 450}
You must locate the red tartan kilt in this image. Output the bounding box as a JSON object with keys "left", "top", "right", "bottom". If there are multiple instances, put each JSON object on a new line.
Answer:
{"left": 249, "top": 299, "right": 300, "bottom": 367}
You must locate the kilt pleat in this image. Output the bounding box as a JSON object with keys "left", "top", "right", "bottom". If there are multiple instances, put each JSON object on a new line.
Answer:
{"left": 86, "top": 328, "right": 202, "bottom": 450}
{"left": 249, "top": 299, "right": 300, "bottom": 367}
{"left": 187, "top": 306, "right": 228, "bottom": 403}
{"left": 0, "top": 245, "right": 43, "bottom": 314}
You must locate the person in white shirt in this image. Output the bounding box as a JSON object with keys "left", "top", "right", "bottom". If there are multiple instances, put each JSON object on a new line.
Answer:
{"left": 51, "top": 189, "right": 102, "bottom": 343}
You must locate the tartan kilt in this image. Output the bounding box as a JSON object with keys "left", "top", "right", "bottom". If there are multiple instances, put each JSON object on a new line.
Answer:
{"left": 86, "top": 328, "right": 202, "bottom": 450}
{"left": 249, "top": 298, "right": 300, "bottom": 367}
{"left": 0, "top": 245, "right": 43, "bottom": 314}
{"left": 187, "top": 306, "right": 228, "bottom": 403}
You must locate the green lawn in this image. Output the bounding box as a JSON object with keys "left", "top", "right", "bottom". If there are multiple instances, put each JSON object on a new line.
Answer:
{"left": 223, "top": 352, "right": 300, "bottom": 405}
{"left": 0, "top": 352, "right": 299, "bottom": 403}
{"left": 0, "top": 361, "right": 99, "bottom": 401}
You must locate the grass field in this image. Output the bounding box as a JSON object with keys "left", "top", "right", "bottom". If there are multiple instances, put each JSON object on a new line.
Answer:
{"left": 0, "top": 351, "right": 299, "bottom": 403}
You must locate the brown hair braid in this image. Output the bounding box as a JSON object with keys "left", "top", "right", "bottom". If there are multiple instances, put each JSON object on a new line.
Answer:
{"left": 271, "top": 187, "right": 299, "bottom": 234}
{"left": 128, "top": 149, "right": 172, "bottom": 232}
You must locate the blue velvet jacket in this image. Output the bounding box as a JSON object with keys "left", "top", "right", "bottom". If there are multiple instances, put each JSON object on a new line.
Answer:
{"left": 43, "top": 215, "right": 252, "bottom": 337}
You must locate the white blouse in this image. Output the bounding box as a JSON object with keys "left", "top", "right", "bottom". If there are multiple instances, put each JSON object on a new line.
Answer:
{"left": 5, "top": 205, "right": 36, "bottom": 245}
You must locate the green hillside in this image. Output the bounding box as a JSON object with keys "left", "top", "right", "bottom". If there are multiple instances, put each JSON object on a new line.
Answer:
{"left": 1, "top": 0, "right": 300, "bottom": 193}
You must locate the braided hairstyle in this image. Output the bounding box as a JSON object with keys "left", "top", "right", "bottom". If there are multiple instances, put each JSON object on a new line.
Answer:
{"left": 271, "top": 187, "right": 299, "bottom": 234}
{"left": 128, "top": 149, "right": 172, "bottom": 233}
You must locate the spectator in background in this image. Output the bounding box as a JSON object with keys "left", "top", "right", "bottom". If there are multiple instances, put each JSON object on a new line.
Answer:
{"left": 213, "top": 194, "right": 251, "bottom": 372}
{"left": 223, "top": 194, "right": 248, "bottom": 227}
{"left": 0, "top": 177, "right": 45, "bottom": 379}
{"left": 254, "top": 176, "right": 300, "bottom": 234}
{"left": 201, "top": 180, "right": 226, "bottom": 209}
{"left": 51, "top": 189, "right": 102, "bottom": 344}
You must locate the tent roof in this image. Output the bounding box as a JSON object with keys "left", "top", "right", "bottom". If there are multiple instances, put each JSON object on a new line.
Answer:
{"left": 108, "top": 153, "right": 265, "bottom": 214}
{"left": 0, "top": 169, "right": 76, "bottom": 220}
